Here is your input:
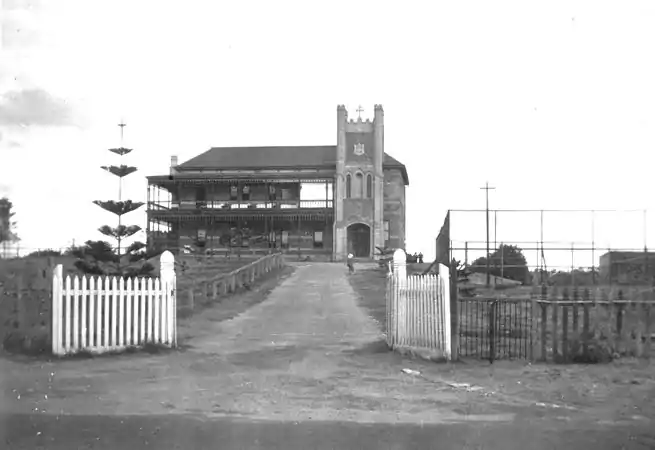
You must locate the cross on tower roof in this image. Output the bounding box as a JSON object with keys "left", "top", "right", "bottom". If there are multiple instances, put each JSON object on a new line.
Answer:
{"left": 356, "top": 105, "right": 364, "bottom": 119}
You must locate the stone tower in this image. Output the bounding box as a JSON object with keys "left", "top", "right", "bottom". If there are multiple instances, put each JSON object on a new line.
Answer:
{"left": 333, "top": 104, "right": 385, "bottom": 260}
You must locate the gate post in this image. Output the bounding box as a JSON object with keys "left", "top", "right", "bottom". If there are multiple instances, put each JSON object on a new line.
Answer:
{"left": 392, "top": 249, "right": 407, "bottom": 347}
{"left": 449, "top": 258, "right": 459, "bottom": 361}
{"left": 489, "top": 299, "right": 498, "bottom": 364}
{"left": 51, "top": 264, "right": 64, "bottom": 356}
{"left": 160, "top": 250, "right": 176, "bottom": 347}
{"left": 440, "top": 262, "right": 453, "bottom": 361}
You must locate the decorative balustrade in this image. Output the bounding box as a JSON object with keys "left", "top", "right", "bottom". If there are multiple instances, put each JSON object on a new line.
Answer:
{"left": 148, "top": 199, "right": 333, "bottom": 211}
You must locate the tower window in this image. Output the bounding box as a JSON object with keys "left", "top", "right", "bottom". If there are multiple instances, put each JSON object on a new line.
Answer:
{"left": 346, "top": 174, "right": 352, "bottom": 198}
{"left": 366, "top": 174, "right": 372, "bottom": 198}
{"left": 355, "top": 173, "right": 364, "bottom": 198}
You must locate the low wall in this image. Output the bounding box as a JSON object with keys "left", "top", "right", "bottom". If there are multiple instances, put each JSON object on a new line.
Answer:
{"left": 0, "top": 257, "right": 60, "bottom": 355}
{"left": 179, "top": 253, "right": 286, "bottom": 311}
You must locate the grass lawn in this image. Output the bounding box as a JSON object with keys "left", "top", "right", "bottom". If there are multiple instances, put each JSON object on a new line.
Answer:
{"left": 347, "top": 266, "right": 388, "bottom": 333}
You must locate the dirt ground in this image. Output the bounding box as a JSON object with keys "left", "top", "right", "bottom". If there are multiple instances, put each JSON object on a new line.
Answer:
{"left": 348, "top": 266, "right": 655, "bottom": 425}
{"left": 1, "top": 263, "right": 654, "bottom": 448}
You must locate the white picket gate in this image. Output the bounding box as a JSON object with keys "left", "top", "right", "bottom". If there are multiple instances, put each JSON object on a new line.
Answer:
{"left": 386, "top": 248, "right": 452, "bottom": 360}
{"left": 51, "top": 250, "right": 177, "bottom": 356}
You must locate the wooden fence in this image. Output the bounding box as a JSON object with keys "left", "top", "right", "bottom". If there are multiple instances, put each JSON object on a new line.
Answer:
{"left": 386, "top": 249, "right": 452, "bottom": 360}
{"left": 182, "top": 252, "right": 285, "bottom": 309}
{"left": 534, "top": 285, "right": 655, "bottom": 362}
{"left": 51, "top": 251, "right": 176, "bottom": 356}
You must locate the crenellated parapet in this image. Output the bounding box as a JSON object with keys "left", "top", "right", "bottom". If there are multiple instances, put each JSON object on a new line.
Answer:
{"left": 345, "top": 120, "right": 374, "bottom": 133}
{"left": 347, "top": 117, "right": 372, "bottom": 124}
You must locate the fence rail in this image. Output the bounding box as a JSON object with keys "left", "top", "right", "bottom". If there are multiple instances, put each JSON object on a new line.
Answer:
{"left": 534, "top": 286, "right": 655, "bottom": 362}
{"left": 181, "top": 253, "right": 286, "bottom": 309}
{"left": 456, "top": 284, "right": 655, "bottom": 362}
{"left": 51, "top": 251, "right": 176, "bottom": 356}
{"left": 458, "top": 297, "right": 535, "bottom": 361}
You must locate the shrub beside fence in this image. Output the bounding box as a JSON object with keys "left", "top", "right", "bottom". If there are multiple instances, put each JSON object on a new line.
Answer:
{"left": 534, "top": 286, "right": 655, "bottom": 362}
{"left": 457, "top": 283, "right": 655, "bottom": 363}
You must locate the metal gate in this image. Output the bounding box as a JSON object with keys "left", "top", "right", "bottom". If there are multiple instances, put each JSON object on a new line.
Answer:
{"left": 458, "top": 297, "right": 535, "bottom": 361}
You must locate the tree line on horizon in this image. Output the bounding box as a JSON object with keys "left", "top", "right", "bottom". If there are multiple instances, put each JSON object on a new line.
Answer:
{"left": 465, "top": 243, "right": 601, "bottom": 286}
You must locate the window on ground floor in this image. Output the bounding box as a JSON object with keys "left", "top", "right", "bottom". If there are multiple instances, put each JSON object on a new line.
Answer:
{"left": 313, "top": 231, "right": 324, "bottom": 248}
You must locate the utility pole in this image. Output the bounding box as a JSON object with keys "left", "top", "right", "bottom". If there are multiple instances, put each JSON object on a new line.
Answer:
{"left": 480, "top": 182, "right": 496, "bottom": 286}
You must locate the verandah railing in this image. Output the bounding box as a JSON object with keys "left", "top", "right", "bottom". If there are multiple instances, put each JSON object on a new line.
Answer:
{"left": 148, "top": 199, "right": 334, "bottom": 210}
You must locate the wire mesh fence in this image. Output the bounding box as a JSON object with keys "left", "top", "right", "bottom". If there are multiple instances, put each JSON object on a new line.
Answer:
{"left": 447, "top": 209, "right": 654, "bottom": 286}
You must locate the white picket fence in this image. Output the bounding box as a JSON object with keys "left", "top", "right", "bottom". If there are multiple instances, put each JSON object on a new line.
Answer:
{"left": 386, "top": 249, "right": 452, "bottom": 360}
{"left": 51, "top": 251, "right": 177, "bottom": 356}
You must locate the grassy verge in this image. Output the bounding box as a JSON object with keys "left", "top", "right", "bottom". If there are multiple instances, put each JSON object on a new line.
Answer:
{"left": 52, "top": 342, "right": 175, "bottom": 360}
{"left": 347, "top": 266, "right": 388, "bottom": 333}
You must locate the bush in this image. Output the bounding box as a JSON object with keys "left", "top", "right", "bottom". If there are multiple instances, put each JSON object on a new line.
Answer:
{"left": 558, "top": 331, "right": 616, "bottom": 364}
{"left": 2, "top": 331, "right": 50, "bottom": 356}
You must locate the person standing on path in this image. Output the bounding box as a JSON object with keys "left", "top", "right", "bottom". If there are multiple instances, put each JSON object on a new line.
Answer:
{"left": 347, "top": 252, "right": 355, "bottom": 274}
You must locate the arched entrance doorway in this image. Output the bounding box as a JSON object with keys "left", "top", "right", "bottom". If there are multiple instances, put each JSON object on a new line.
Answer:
{"left": 347, "top": 223, "right": 371, "bottom": 258}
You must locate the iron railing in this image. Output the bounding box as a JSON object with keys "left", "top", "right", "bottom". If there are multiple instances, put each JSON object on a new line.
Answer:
{"left": 147, "top": 199, "right": 334, "bottom": 211}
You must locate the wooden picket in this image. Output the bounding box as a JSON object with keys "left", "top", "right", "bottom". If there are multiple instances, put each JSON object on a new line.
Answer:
{"left": 533, "top": 285, "right": 655, "bottom": 362}
{"left": 386, "top": 249, "right": 452, "bottom": 360}
{"left": 51, "top": 251, "right": 177, "bottom": 356}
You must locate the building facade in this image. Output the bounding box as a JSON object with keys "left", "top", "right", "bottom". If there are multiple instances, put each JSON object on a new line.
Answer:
{"left": 598, "top": 251, "right": 655, "bottom": 285}
{"left": 146, "top": 105, "right": 408, "bottom": 260}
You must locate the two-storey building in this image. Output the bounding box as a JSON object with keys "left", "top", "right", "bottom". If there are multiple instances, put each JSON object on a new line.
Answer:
{"left": 145, "top": 105, "right": 409, "bottom": 260}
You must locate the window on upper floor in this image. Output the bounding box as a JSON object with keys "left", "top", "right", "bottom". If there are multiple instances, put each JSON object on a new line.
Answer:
{"left": 366, "top": 174, "right": 372, "bottom": 198}
{"left": 355, "top": 173, "right": 364, "bottom": 198}
{"left": 346, "top": 174, "right": 352, "bottom": 198}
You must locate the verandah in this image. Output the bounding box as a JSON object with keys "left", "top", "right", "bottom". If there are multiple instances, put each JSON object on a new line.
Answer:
{"left": 153, "top": 214, "right": 334, "bottom": 255}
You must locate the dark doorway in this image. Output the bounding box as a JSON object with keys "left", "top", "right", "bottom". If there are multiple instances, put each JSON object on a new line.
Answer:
{"left": 347, "top": 223, "right": 371, "bottom": 257}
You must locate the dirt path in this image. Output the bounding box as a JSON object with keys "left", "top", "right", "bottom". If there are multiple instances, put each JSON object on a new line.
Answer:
{"left": 1, "top": 263, "right": 651, "bottom": 432}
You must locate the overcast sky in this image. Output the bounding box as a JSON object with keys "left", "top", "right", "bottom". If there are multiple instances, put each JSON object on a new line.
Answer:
{"left": 1, "top": 0, "right": 654, "bottom": 268}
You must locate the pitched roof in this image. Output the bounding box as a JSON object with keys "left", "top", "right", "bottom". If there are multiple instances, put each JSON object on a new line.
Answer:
{"left": 177, "top": 145, "right": 409, "bottom": 184}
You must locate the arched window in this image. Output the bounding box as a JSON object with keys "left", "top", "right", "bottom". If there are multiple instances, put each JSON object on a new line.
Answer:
{"left": 366, "top": 174, "right": 372, "bottom": 198}
{"left": 346, "top": 174, "right": 352, "bottom": 198}
{"left": 355, "top": 173, "right": 364, "bottom": 198}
